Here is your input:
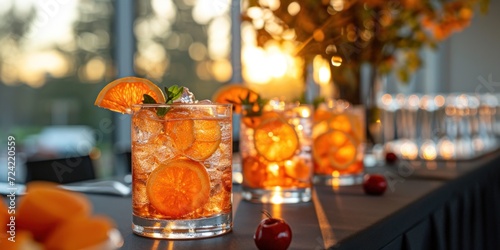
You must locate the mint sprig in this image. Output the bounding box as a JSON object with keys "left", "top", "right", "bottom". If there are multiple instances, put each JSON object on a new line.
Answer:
{"left": 143, "top": 85, "right": 184, "bottom": 117}
{"left": 239, "top": 92, "right": 267, "bottom": 117}
{"left": 142, "top": 94, "right": 157, "bottom": 104}
{"left": 165, "top": 85, "right": 184, "bottom": 103}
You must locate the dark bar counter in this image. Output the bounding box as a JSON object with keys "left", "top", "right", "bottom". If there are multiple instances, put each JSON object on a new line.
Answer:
{"left": 87, "top": 151, "right": 500, "bottom": 249}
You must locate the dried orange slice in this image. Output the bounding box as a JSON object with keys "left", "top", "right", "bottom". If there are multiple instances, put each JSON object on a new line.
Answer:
{"left": 17, "top": 182, "right": 92, "bottom": 242}
{"left": 44, "top": 215, "right": 115, "bottom": 250}
{"left": 95, "top": 76, "right": 166, "bottom": 113}
{"left": 313, "top": 108, "right": 334, "bottom": 123}
{"left": 164, "top": 108, "right": 221, "bottom": 160}
{"left": 327, "top": 113, "right": 364, "bottom": 142}
{"left": 242, "top": 156, "right": 267, "bottom": 188}
{"left": 254, "top": 116, "right": 299, "bottom": 162}
{"left": 328, "top": 114, "right": 352, "bottom": 133}
{"left": 284, "top": 159, "right": 311, "bottom": 181}
{"left": 313, "top": 130, "right": 357, "bottom": 170}
{"left": 146, "top": 158, "right": 210, "bottom": 218}
{"left": 0, "top": 231, "right": 42, "bottom": 250}
{"left": 0, "top": 200, "right": 8, "bottom": 230}
{"left": 212, "top": 84, "right": 259, "bottom": 113}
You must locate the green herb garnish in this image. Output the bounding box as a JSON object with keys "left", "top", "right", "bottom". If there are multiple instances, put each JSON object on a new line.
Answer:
{"left": 165, "top": 85, "right": 184, "bottom": 103}
{"left": 239, "top": 92, "right": 267, "bottom": 117}
{"left": 143, "top": 85, "right": 184, "bottom": 117}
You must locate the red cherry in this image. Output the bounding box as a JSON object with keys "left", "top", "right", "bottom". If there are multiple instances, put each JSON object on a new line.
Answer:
{"left": 363, "top": 174, "right": 387, "bottom": 195}
{"left": 385, "top": 152, "right": 398, "bottom": 164}
{"left": 254, "top": 211, "right": 292, "bottom": 250}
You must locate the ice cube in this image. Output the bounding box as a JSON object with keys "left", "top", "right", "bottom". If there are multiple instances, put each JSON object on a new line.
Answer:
{"left": 152, "top": 134, "right": 176, "bottom": 164}
{"left": 132, "top": 144, "right": 160, "bottom": 174}
{"left": 175, "top": 87, "right": 196, "bottom": 103}
{"left": 196, "top": 99, "right": 213, "bottom": 104}
{"left": 132, "top": 109, "right": 163, "bottom": 144}
{"left": 132, "top": 180, "right": 148, "bottom": 206}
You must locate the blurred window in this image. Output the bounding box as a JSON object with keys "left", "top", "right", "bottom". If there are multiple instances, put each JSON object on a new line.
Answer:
{"left": 134, "top": 0, "right": 233, "bottom": 100}
{"left": 0, "top": 0, "right": 233, "bottom": 179}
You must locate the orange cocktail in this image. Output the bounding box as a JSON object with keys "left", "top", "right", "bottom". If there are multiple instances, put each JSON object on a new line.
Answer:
{"left": 131, "top": 103, "right": 232, "bottom": 238}
{"left": 94, "top": 77, "right": 233, "bottom": 239}
{"left": 312, "top": 101, "right": 365, "bottom": 185}
{"left": 239, "top": 100, "right": 313, "bottom": 203}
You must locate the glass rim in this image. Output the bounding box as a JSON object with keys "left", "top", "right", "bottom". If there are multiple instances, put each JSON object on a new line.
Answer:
{"left": 131, "top": 103, "right": 233, "bottom": 108}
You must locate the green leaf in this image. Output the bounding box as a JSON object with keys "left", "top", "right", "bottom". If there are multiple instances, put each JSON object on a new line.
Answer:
{"left": 143, "top": 94, "right": 157, "bottom": 104}
{"left": 165, "top": 85, "right": 184, "bottom": 102}
{"left": 156, "top": 107, "right": 168, "bottom": 118}
{"left": 143, "top": 94, "right": 168, "bottom": 117}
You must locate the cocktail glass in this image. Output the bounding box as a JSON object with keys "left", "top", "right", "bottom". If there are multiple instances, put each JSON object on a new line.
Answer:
{"left": 240, "top": 100, "right": 313, "bottom": 203}
{"left": 131, "top": 103, "right": 233, "bottom": 239}
{"left": 312, "top": 101, "right": 365, "bottom": 186}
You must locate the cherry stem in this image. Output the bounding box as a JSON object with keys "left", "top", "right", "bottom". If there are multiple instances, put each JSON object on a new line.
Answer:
{"left": 261, "top": 209, "right": 272, "bottom": 219}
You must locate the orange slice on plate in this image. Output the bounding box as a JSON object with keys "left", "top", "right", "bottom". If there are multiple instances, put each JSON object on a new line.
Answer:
{"left": 44, "top": 215, "right": 116, "bottom": 250}
{"left": 17, "top": 182, "right": 92, "bottom": 242}
{"left": 313, "top": 130, "right": 357, "bottom": 171}
{"left": 254, "top": 116, "right": 299, "bottom": 162}
{"left": 164, "top": 108, "right": 221, "bottom": 160}
{"left": 0, "top": 231, "right": 42, "bottom": 250}
{"left": 95, "top": 76, "right": 166, "bottom": 113}
{"left": 212, "top": 84, "right": 259, "bottom": 113}
{"left": 146, "top": 158, "right": 210, "bottom": 218}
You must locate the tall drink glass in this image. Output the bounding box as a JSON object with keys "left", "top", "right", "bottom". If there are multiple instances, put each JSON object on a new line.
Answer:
{"left": 240, "top": 100, "right": 313, "bottom": 203}
{"left": 131, "top": 103, "right": 233, "bottom": 239}
{"left": 312, "top": 101, "right": 365, "bottom": 186}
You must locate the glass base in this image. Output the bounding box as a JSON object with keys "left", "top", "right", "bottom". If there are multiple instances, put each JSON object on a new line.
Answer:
{"left": 241, "top": 186, "right": 312, "bottom": 203}
{"left": 132, "top": 213, "right": 232, "bottom": 239}
{"left": 313, "top": 173, "right": 364, "bottom": 186}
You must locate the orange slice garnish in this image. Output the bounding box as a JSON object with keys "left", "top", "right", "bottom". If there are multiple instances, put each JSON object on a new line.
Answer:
{"left": 95, "top": 76, "right": 166, "bottom": 113}
{"left": 254, "top": 116, "right": 299, "bottom": 162}
{"left": 164, "top": 108, "right": 221, "bottom": 161}
{"left": 212, "top": 84, "right": 259, "bottom": 113}
{"left": 313, "top": 130, "right": 357, "bottom": 171}
{"left": 146, "top": 158, "right": 210, "bottom": 218}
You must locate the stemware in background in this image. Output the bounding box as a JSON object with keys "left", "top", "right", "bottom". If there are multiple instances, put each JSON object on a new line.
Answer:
{"left": 131, "top": 103, "right": 233, "bottom": 239}
{"left": 418, "top": 95, "right": 438, "bottom": 160}
{"left": 392, "top": 94, "right": 420, "bottom": 160}
{"left": 240, "top": 100, "right": 313, "bottom": 203}
{"left": 477, "top": 94, "right": 498, "bottom": 151}
{"left": 379, "top": 94, "right": 398, "bottom": 145}
{"left": 395, "top": 94, "right": 407, "bottom": 141}
{"left": 312, "top": 100, "right": 365, "bottom": 186}
{"left": 454, "top": 94, "right": 475, "bottom": 159}
{"left": 494, "top": 93, "right": 500, "bottom": 135}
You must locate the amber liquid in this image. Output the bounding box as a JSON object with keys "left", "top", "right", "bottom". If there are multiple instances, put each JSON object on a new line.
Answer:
{"left": 240, "top": 105, "right": 313, "bottom": 191}
{"left": 131, "top": 106, "right": 232, "bottom": 220}
{"left": 312, "top": 107, "right": 365, "bottom": 177}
